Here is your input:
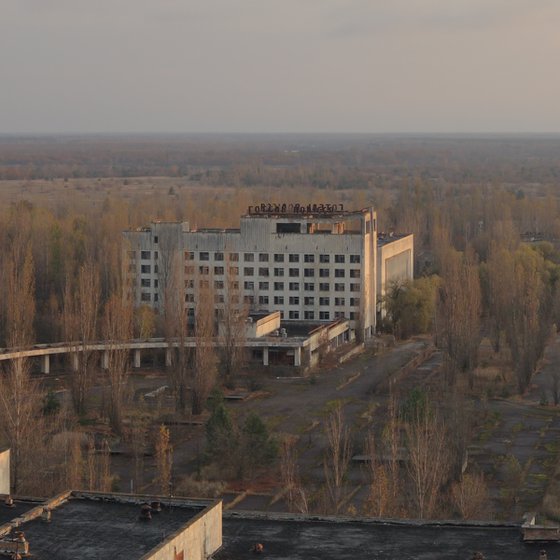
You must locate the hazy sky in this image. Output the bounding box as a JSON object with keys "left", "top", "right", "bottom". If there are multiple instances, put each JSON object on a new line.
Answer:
{"left": 1, "top": 0, "right": 559, "bottom": 133}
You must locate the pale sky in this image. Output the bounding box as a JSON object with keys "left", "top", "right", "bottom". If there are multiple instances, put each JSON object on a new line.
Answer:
{"left": 1, "top": 0, "right": 559, "bottom": 133}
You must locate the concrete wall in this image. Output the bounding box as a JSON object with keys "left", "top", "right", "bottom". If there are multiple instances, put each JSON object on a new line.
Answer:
{"left": 377, "top": 234, "right": 414, "bottom": 317}
{"left": 144, "top": 500, "right": 222, "bottom": 560}
{"left": 0, "top": 449, "right": 10, "bottom": 495}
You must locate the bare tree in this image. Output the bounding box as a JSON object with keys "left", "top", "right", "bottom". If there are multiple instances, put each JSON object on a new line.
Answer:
{"left": 280, "top": 437, "right": 308, "bottom": 513}
{"left": 103, "top": 289, "right": 133, "bottom": 435}
{"left": 192, "top": 276, "right": 218, "bottom": 416}
{"left": 0, "top": 238, "right": 41, "bottom": 493}
{"left": 154, "top": 425, "right": 173, "bottom": 495}
{"left": 451, "top": 472, "right": 489, "bottom": 520}
{"left": 163, "top": 251, "right": 191, "bottom": 415}
{"left": 437, "top": 248, "right": 481, "bottom": 387}
{"left": 323, "top": 402, "right": 352, "bottom": 513}
{"left": 405, "top": 406, "right": 450, "bottom": 519}
{"left": 219, "top": 258, "right": 247, "bottom": 386}
{"left": 63, "top": 261, "right": 100, "bottom": 415}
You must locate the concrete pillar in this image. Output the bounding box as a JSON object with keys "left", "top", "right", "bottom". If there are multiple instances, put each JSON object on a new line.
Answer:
{"left": 101, "top": 350, "right": 109, "bottom": 370}
{"left": 71, "top": 352, "right": 79, "bottom": 372}
{"left": 40, "top": 354, "right": 50, "bottom": 374}
{"left": 165, "top": 348, "right": 172, "bottom": 367}
{"left": 263, "top": 347, "right": 269, "bottom": 367}
{"left": 294, "top": 347, "right": 301, "bottom": 367}
{"left": 134, "top": 349, "right": 141, "bottom": 369}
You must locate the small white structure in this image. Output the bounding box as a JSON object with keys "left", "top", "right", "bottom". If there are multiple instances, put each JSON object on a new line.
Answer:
{"left": 0, "top": 448, "right": 9, "bottom": 495}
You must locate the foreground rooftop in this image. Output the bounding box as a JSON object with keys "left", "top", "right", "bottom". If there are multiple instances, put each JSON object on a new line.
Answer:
{"left": 217, "top": 512, "right": 560, "bottom": 560}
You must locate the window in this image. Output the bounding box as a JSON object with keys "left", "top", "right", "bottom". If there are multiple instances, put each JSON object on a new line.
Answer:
{"left": 185, "top": 251, "right": 194, "bottom": 260}
{"left": 200, "top": 252, "right": 209, "bottom": 261}
{"left": 289, "top": 268, "right": 299, "bottom": 277}
{"left": 185, "top": 279, "right": 194, "bottom": 288}
{"left": 215, "top": 294, "right": 224, "bottom": 304}
{"left": 304, "top": 311, "right": 315, "bottom": 320}
{"left": 335, "top": 254, "right": 345, "bottom": 263}
{"left": 244, "top": 281, "right": 254, "bottom": 290}
{"left": 128, "top": 251, "right": 136, "bottom": 259}
{"left": 319, "top": 283, "right": 329, "bottom": 291}
{"left": 229, "top": 253, "right": 239, "bottom": 261}
{"left": 244, "top": 253, "right": 254, "bottom": 262}
{"left": 274, "top": 296, "right": 284, "bottom": 305}
{"left": 304, "top": 297, "right": 315, "bottom": 305}
{"left": 304, "top": 283, "right": 315, "bottom": 291}
{"left": 304, "top": 269, "right": 315, "bottom": 278}
{"left": 154, "top": 251, "right": 158, "bottom": 260}
{"left": 185, "top": 265, "right": 194, "bottom": 275}
{"left": 141, "top": 265, "right": 151, "bottom": 274}
{"left": 141, "top": 279, "right": 151, "bottom": 288}
{"left": 304, "top": 254, "right": 315, "bottom": 263}
{"left": 154, "top": 236, "right": 158, "bottom": 244}
{"left": 350, "top": 254, "right": 360, "bottom": 263}
{"left": 154, "top": 293, "right": 158, "bottom": 302}
{"left": 154, "top": 280, "right": 158, "bottom": 288}
{"left": 200, "top": 279, "right": 209, "bottom": 289}
{"left": 274, "top": 282, "right": 284, "bottom": 290}
{"left": 185, "top": 293, "right": 195, "bottom": 303}
{"left": 274, "top": 254, "right": 285, "bottom": 263}
{"left": 229, "top": 266, "right": 239, "bottom": 276}
{"left": 289, "top": 310, "right": 300, "bottom": 319}
{"left": 350, "top": 284, "right": 360, "bottom": 292}
{"left": 319, "top": 269, "right": 329, "bottom": 277}
{"left": 350, "top": 269, "right": 361, "bottom": 278}
{"left": 141, "top": 293, "right": 151, "bottom": 302}
{"left": 214, "top": 266, "right": 224, "bottom": 275}
{"left": 289, "top": 254, "right": 299, "bottom": 263}
{"left": 289, "top": 282, "right": 299, "bottom": 291}
{"left": 154, "top": 265, "right": 158, "bottom": 273}
{"left": 274, "top": 268, "right": 284, "bottom": 277}
{"left": 259, "top": 253, "right": 269, "bottom": 262}
{"left": 334, "top": 283, "right": 344, "bottom": 292}
{"left": 259, "top": 295, "right": 269, "bottom": 305}
{"left": 259, "top": 281, "right": 269, "bottom": 290}
{"left": 350, "top": 297, "right": 360, "bottom": 306}
{"left": 320, "top": 254, "right": 330, "bottom": 263}
{"left": 231, "top": 294, "right": 239, "bottom": 303}
{"left": 244, "top": 267, "right": 254, "bottom": 276}
{"left": 319, "top": 311, "right": 330, "bottom": 320}
{"left": 215, "top": 280, "right": 224, "bottom": 290}
{"left": 289, "top": 296, "right": 300, "bottom": 305}
{"left": 215, "top": 252, "right": 224, "bottom": 261}
{"left": 319, "top": 297, "right": 330, "bottom": 306}
{"left": 232, "top": 281, "right": 239, "bottom": 290}
{"left": 349, "top": 311, "right": 359, "bottom": 320}
{"left": 334, "top": 311, "right": 344, "bottom": 318}
{"left": 335, "top": 269, "right": 345, "bottom": 278}
{"left": 244, "top": 295, "right": 254, "bottom": 304}
{"left": 199, "top": 266, "right": 209, "bottom": 275}
{"left": 335, "top": 297, "right": 345, "bottom": 306}
{"left": 259, "top": 267, "right": 269, "bottom": 277}
{"left": 141, "top": 250, "right": 150, "bottom": 260}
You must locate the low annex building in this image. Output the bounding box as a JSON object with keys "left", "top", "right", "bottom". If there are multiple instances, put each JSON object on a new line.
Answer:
{"left": 0, "top": 491, "right": 221, "bottom": 560}
{"left": 123, "top": 204, "right": 413, "bottom": 341}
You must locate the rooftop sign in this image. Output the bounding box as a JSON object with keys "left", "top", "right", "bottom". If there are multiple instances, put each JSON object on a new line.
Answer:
{"left": 248, "top": 203, "right": 344, "bottom": 215}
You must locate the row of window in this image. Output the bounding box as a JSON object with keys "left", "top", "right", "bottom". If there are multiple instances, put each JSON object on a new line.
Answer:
{"left": 186, "top": 266, "right": 360, "bottom": 278}
{"left": 186, "top": 251, "right": 360, "bottom": 264}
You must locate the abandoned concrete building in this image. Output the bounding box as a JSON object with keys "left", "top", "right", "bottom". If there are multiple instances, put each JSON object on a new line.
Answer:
{"left": 123, "top": 205, "right": 414, "bottom": 344}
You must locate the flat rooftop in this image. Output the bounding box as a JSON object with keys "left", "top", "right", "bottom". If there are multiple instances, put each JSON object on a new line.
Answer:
{"left": 1, "top": 494, "right": 211, "bottom": 560}
{"left": 218, "top": 514, "right": 560, "bottom": 560}
{"left": 377, "top": 232, "right": 412, "bottom": 247}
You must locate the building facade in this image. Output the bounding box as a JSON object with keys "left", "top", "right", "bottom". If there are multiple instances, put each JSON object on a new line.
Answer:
{"left": 124, "top": 205, "right": 412, "bottom": 340}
